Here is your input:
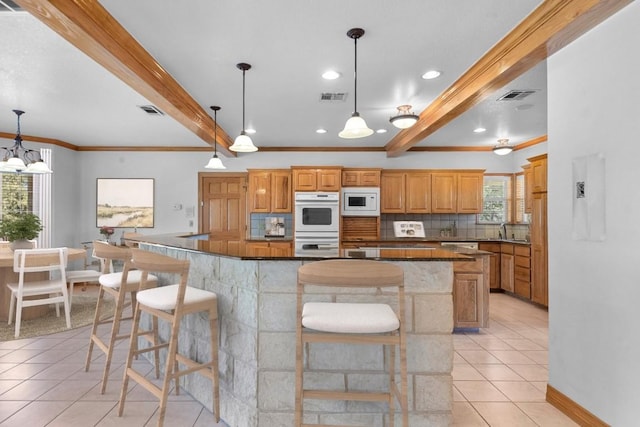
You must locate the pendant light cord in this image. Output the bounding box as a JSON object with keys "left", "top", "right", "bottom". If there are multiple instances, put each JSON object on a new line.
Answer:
{"left": 213, "top": 108, "right": 218, "bottom": 156}
{"left": 242, "top": 68, "right": 246, "bottom": 133}
{"left": 353, "top": 36, "right": 358, "bottom": 114}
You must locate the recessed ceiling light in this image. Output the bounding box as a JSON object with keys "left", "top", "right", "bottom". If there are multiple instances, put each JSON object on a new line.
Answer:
{"left": 422, "top": 70, "right": 441, "bottom": 80}
{"left": 376, "top": 129, "right": 387, "bottom": 134}
{"left": 473, "top": 127, "right": 486, "bottom": 133}
{"left": 316, "top": 128, "right": 327, "bottom": 134}
{"left": 245, "top": 128, "right": 256, "bottom": 134}
{"left": 515, "top": 103, "right": 534, "bottom": 111}
{"left": 322, "top": 70, "right": 341, "bottom": 80}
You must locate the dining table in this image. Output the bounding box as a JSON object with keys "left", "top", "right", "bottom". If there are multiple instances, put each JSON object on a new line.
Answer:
{"left": 0, "top": 247, "right": 87, "bottom": 321}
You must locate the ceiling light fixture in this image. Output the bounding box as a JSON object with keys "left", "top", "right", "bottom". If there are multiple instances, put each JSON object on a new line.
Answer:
{"left": 376, "top": 129, "right": 387, "bottom": 134}
{"left": 473, "top": 127, "right": 486, "bottom": 133}
{"left": 339, "top": 28, "right": 373, "bottom": 139}
{"left": 316, "top": 128, "right": 327, "bottom": 134}
{"left": 322, "top": 70, "right": 341, "bottom": 80}
{"left": 422, "top": 70, "right": 441, "bottom": 80}
{"left": 493, "top": 138, "right": 514, "bottom": 156}
{"left": 390, "top": 105, "right": 419, "bottom": 129}
{"left": 204, "top": 106, "right": 226, "bottom": 169}
{"left": 0, "top": 110, "right": 52, "bottom": 174}
{"left": 229, "top": 63, "right": 258, "bottom": 152}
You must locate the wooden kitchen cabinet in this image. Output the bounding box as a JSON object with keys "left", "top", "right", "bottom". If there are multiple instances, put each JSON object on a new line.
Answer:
{"left": 514, "top": 244, "right": 531, "bottom": 299}
{"left": 529, "top": 154, "right": 547, "bottom": 193}
{"left": 478, "top": 242, "right": 501, "bottom": 290}
{"left": 523, "top": 164, "right": 533, "bottom": 214}
{"left": 245, "top": 241, "right": 292, "bottom": 257}
{"left": 247, "top": 169, "right": 292, "bottom": 213}
{"left": 453, "top": 254, "right": 490, "bottom": 328}
{"left": 380, "top": 171, "right": 431, "bottom": 213}
{"left": 457, "top": 172, "right": 484, "bottom": 213}
{"left": 431, "top": 172, "right": 456, "bottom": 213}
{"left": 500, "top": 243, "right": 514, "bottom": 292}
{"left": 342, "top": 168, "right": 381, "bottom": 187}
{"left": 531, "top": 192, "right": 547, "bottom": 306}
{"left": 431, "top": 170, "right": 484, "bottom": 213}
{"left": 292, "top": 167, "right": 341, "bottom": 192}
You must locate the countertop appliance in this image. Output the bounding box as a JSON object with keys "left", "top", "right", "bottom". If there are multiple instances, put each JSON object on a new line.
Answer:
{"left": 294, "top": 192, "right": 340, "bottom": 256}
{"left": 341, "top": 187, "right": 380, "bottom": 216}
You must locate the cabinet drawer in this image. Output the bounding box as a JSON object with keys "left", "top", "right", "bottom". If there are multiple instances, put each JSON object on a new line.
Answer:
{"left": 515, "top": 278, "right": 531, "bottom": 299}
{"left": 514, "top": 265, "right": 530, "bottom": 281}
{"left": 514, "top": 245, "right": 531, "bottom": 256}
{"left": 501, "top": 244, "right": 514, "bottom": 255}
{"left": 453, "top": 257, "right": 484, "bottom": 273}
{"left": 515, "top": 255, "right": 530, "bottom": 268}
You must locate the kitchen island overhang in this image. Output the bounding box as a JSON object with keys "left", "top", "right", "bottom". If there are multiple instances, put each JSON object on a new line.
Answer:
{"left": 132, "top": 233, "right": 477, "bottom": 427}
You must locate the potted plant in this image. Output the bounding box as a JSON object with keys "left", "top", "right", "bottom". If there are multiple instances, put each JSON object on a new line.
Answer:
{"left": 0, "top": 213, "right": 43, "bottom": 250}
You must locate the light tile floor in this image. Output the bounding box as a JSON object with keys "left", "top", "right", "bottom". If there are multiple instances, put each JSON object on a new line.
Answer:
{"left": 1, "top": 290, "right": 576, "bottom": 426}
{"left": 0, "top": 289, "right": 225, "bottom": 427}
{"left": 453, "top": 293, "right": 578, "bottom": 426}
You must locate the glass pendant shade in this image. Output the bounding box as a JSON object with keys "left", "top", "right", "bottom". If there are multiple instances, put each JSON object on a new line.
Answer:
{"left": 493, "top": 139, "right": 513, "bottom": 155}
{"left": 230, "top": 132, "right": 258, "bottom": 152}
{"left": 339, "top": 113, "right": 374, "bottom": 139}
{"left": 390, "top": 105, "right": 419, "bottom": 129}
{"left": 205, "top": 153, "right": 226, "bottom": 169}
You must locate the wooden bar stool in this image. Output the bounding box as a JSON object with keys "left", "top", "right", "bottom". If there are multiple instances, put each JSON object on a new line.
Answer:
{"left": 295, "top": 259, "right": 408, "bottom": 427}
{"left": 84, "top": 240, "right": 158, "bottom": 394}
{"left": 118, "top": 249, "right": 220, "bottom": 427}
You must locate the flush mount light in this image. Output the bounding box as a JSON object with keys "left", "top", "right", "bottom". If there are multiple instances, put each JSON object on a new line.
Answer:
{"left": 316, "top": 128, "right": 327, "bottom": 134}
{"left": 339, "top": 28, "right": 373, "bottom": 139}
{"left": 229, "top": 63, "right": 258, "bottom": 152}
{"left": 204, "top": 106, "right": 226, "bottom": 169}
{"left": 473, "top": 127, "right": 487, "bottom": 133}
{"left": 0, "top": 109, "right": 52, "bottom": 174}
{"left": 389, "top": 105, "right": 419, "bottom": 129}
{"left": 422, "top": 70, "right": 441, "bottom": 80}
{"left": 322, "top": 70, "right": 341, "bottom": 80}
{"left": 493, "top": 138, "right": 514, "bottom": 155}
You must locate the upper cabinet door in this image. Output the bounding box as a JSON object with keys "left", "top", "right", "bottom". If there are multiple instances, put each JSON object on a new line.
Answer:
{"left": 380, "top": 173, "right": 405, "bottom": 213}
{"left": 405, "top": 172, "right": 431, "bottom": 213}
{"left": 293, "top": 169, "right": 317, "bottom": 191}
{"left": 457, "top": 172, "right": 483, "bottom": 213}
{"left": 528, "top": 154, "right": 547, "bottom": 193}
{"left": 271, "top": 171, "right": 292, "bottom": 212}
{"left": 431, "top": 172, "right": 457, "bottom": 213}
{"left": 316, "top": 169, "right": 341, "bottom": 191}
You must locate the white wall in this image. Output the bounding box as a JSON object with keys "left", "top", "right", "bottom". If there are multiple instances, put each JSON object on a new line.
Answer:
{"left": 547, "top": 2, "right": 640, "bottom": 425}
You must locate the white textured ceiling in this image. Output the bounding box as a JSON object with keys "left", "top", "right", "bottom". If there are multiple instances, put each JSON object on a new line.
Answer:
{"left": 0, "top": 0, "right": 546, "bottom": 152}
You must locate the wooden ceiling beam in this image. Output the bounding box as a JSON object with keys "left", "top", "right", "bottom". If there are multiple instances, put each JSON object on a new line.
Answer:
{"left": 15, "top": 0, "right": 236, "bottom": 156}
{"left": 385, "top": 0, "right": 632, "bottom": 157}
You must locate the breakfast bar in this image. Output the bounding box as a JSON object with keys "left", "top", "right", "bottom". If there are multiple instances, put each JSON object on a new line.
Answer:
{"left": 132, "top": 234, "right": 478, "bottom": 427}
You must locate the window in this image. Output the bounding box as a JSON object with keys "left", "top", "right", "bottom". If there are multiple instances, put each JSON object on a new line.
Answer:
{"left": 1, "top": 174, "right": 34, "bottom": 217}
{"left": 478, "top": 175, "right": 512, "bottom": 224}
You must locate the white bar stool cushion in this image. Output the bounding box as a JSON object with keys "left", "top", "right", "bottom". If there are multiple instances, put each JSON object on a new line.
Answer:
{"left": 137, "top": 284, "right": 217, "bottom": 311}
{"left": 99, "top": 271, "right": 157, "bottom": 289}
{"left": 302, "top": 302, "right": 400, "bottom": 333}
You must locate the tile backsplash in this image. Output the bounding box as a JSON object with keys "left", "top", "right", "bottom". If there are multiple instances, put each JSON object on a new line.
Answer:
{"left": 250, "top": 213, "right": 293, "bottom": 239}
{"left": 380, "top": 213, "right": 530, "bottom": 240}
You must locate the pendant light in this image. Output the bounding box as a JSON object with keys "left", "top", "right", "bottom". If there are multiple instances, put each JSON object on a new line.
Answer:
{"left": 204, "top": 106, "right": 226, "bottom": 169}
{"left": 390, "top": 105, "right": 419, "bottom": 129}
{"left": 229, "top": 63, "right": 258, "bottom": 152}
{"left": 0, "top": 110, "right": 52, "bottom": 174}
{"left": 493, "top": 138, "right": 514, "bottom": 155}
{"left": 339, "top": 28, "right": 373, "bottom": 139}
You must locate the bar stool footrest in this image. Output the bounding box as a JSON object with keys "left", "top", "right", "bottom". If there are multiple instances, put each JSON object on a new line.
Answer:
{"left": 303, "top": 389, "right": 390, "bottom": 402}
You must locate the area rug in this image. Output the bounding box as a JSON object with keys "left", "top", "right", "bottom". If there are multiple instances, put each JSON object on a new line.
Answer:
{"left": 0, "top": 294, "right": 115, "bottom": 341}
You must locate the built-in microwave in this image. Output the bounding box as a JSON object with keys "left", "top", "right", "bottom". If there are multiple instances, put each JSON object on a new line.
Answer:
{"left": 341, "top": 187, "right": 380, "bottom": 216}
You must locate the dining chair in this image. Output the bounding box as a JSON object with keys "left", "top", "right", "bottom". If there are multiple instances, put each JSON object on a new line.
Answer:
{"left": 6, "top": 247, "right": 70, "bottom": 338}
{"left": 66, "top": 245, "right": 111, "bottom": 306}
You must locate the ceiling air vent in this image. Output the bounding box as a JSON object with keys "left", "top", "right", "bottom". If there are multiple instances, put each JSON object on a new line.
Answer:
{"left": 320, "top": 92, "right": 347, "bottom": 102}
{"left": 0, "top": 0, "right": 23, "bottom": 11}
{"left": 497, "top": 89, "right": 537, "bottom": 101}
{"left": 137, "top": 105, "right": 164, "bottom": 116}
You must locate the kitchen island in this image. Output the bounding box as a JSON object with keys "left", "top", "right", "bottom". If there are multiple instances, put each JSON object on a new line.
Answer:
{"left": 130, "top": 233, "right": 479, "bottom": 427}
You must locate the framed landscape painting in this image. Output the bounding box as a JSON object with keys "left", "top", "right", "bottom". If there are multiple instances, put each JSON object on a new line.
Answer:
{"left": 96, "top": 178, "right": 154, "bottom": 228}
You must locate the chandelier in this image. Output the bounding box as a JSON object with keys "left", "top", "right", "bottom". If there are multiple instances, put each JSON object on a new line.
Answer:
{"left": 0, "top": 110, "right": 52, "bottom": 174}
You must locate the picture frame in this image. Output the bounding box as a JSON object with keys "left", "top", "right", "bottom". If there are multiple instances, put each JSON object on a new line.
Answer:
{"left": 96, "top": 178, "right": 154, "bottom": 228}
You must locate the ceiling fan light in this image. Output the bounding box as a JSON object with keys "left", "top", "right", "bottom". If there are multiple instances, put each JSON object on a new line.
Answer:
{"left": 493, "top": 138, "right": 513, "bottom": 155}
{"left": 339, "top": 113, "right": 374, "bottom": 139}
{"left": 205, "top": 153, "right": 226, "bottom": 169}
{"left": 230, "top": 132, "right": 258, "bottom": 152}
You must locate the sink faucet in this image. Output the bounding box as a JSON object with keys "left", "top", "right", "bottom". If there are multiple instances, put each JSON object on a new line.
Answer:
{"left": 499, "top": 223, "right": 507, "bottom": 240}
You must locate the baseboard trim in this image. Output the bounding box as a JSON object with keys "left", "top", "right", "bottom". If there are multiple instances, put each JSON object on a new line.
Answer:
{"left": 546, "top": 385, "right": 609, "bottom": 427}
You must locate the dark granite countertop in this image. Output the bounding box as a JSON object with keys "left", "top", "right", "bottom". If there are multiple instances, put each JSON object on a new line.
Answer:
{"left": 130, "top": 233, "right": 476, "bottom": 261}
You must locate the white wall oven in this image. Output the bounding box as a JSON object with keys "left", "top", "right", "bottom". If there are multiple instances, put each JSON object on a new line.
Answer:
{"left": 294, "top": 192, "right": 340, "bottom": 256}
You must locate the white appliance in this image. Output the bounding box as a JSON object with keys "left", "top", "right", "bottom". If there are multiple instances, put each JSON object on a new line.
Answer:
{"left": 393, "top": 221, "right": 425, "bottom": 238}
{"left": 294, "top": 192, "right": 340, "bottom": 256}
{"left": 294, "top": 192, "right": 340, "bottom": 234}
{"left": 341, "top": 187, "right": 380, "bottom": 216}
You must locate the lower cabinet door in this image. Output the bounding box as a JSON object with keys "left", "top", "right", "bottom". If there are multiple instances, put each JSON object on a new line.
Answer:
{"left": 453, "top": 272, "right": 483, "bottom": 328}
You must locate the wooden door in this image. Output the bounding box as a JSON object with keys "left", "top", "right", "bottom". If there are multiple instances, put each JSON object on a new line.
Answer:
{"left": 316, "top": 169, "right": 341, "bottom": 191}
{"left": 199, "top": 174, "right": 247, "bottom": 250}
{"left": 523, "top": 164, "right": 533, "bottom": 213}
{"left": 405, "top": 172, "right": 431, "bottom": 213}
{"left": 457, "top": 172, "right": 483, "bottom": 213}
{"left": 380, "top": 173, "right": 405, "bottom": 213}
{"left": 359, "top": 170, "right": 381, "bottom": 187}
{"left": 453, "top": 272, "right": 483, "bottom": 328}
{"left": 479, "top": 242, "right": 501, "bottom": 290}
{"left": 431, "top": 172, "right": 457, "bottom": 213}
{"left": 500, "top": 252, "right": 514, "bottom": 292}
{"left": 531, "top": 192, "right": 547, "bottom": 306}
